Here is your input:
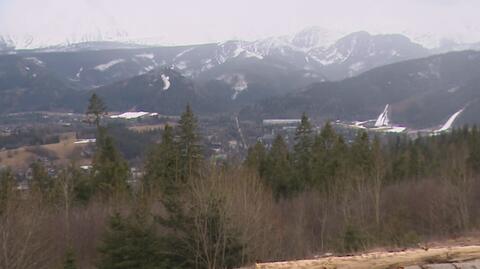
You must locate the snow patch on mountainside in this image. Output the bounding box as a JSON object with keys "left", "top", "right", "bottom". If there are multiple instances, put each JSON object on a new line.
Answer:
{"left": 161, "top": 74, "right": 171, "bottom": 90}
{"left": 390, "top": 50, "right": 400, "bottom": 57}
{"left": 24, "top": 57, "right": 45, "bottom": 67}
{"left": 94, "top": 59, "right": 125, "bottom": 71}
{"left": 135, "top": 53, "right": 155, "bottom": 59}
{"left": 175, "top": 48, "right": 195, "bottom": 59}
{"left": 144, "top": 65, "right": 155, "bottom": 72}
{"left": 175, "top": 61, "right": 188, "bottom": 70}
{"left": 217, "top": 73, "right": 248, "bottom": 100}
{"left": 317, "top": 47, "right": 351, "bottom": 65}
{"left": 349, "top": 62, "right": 365, "bottom": 72}
{"left": 303, "top": 72, "right": 321, "bottom": 79}
{"left": 244, "top": 50, "right": 264, "bottom": 59}
{"left": 200, "top": 59, "right": 215, "bottom": 72}
{"left": 76, "top": 67, "right": 83, "bottom": 78}
{"left": 448, "top": 86, "right": 460, "bottom": 93}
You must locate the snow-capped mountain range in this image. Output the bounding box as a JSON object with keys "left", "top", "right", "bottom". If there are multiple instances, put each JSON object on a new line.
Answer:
{"left": 0, "top": 27, "right": 432, "bottom": 94}
{"left": 1, "top": 26, "right": 479, "bottom": 53}
{"left": 0, "top": 26, "right": 339, "bottom": 51}
{"left": 2, "top": 27, "right": 480, "bottom": 129}
{"left": 0, "top": 27, "right": 450, "bottom": 111}
{"left": 3, "top": 26, "right": 476, "bottom": 83}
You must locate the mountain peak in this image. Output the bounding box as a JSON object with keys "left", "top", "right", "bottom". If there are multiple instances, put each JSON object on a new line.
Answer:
{"left": 291, "top": 26, "right": 343, "bottom": 49}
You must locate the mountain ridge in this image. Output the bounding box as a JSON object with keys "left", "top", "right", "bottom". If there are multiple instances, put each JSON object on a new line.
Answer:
{"left": 240, "top": 50, "right": 480, "bottom": 129}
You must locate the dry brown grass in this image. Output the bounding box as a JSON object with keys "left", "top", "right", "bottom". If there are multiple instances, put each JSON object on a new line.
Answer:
{"left": 0, "top": 132, "right": 90, "bottom": 169}
{"left": 254, "top": 245, "right": 480, "bottom": 269}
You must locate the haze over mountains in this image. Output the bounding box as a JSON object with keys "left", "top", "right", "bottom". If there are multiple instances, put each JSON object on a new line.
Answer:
{"left": 1, "top": 27, "right": 480, "bottom": 129}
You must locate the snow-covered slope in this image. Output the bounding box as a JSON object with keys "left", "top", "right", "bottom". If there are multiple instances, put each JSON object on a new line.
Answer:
{"left": 165, "top": 29, "right": 429, "bottom": 82}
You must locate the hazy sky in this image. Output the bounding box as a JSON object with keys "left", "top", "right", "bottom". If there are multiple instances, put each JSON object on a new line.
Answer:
{"left": 0, "top": 0, "right": 479, "bottom": 46}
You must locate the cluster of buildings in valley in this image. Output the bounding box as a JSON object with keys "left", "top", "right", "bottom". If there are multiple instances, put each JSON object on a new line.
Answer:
{"left": 260, "top": 119, "right": 302, "bottom": 146}
{"left": 0, "top": 105, "right": 470, "bottom": 185}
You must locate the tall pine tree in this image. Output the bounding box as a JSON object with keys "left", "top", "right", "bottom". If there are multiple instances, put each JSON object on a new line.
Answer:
{"left": 177, "top": 105, "right": 203, "bottom": 181}
{"left": 144, "top": 124, "right": 179, "bottom": 193}
{"left": 292, "top": 113, "right": 313, "bottom": 187}
{"left": 244, "top": 141, "right": 267, "bottom": 177}
{"left": 97, "top": 212, "right": 166, "bottom": 269}
{"left": 312, "top": 122, "right": 343, "bottom": 193}
{"left": 265, "top": 135, "right": 295, "bottom": 198}
{"left": 86, "top": 93, "right": 107, "bottom": 128}
{"left": 92, "top": 132, "right": 129, "bottom": 196}
{"left": 62, "top": 247, "right": 77, "bottom": 269}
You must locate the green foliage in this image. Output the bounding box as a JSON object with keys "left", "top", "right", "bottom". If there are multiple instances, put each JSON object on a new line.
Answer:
{"left": 343, "top": 225, "right": 365, "bottom": 253}
{"left": 106, "top": 124, "right": 162, "bottom": 161}
{"left": 467, "top": 126, "right": 480, "bottom": 173}
{"left": 63, "top": 247, "right": 77, "bottom": 269}
{"left": 195, "top": 197, "right": 244, "bottom": 269}
{"left": 292, "top": 113, "right": 314, "bottom": 187}
{"left": 177, "top": 105, "right": 203, "bottom": 181}
{"left": 350, "top": 131, "right": 373, "bottom": 176}
{"left": 97, "top": 212, "right": 166, "bottom": 269}
{"left": 264, "top": 135, "right": 295, "bottom": 198}
{"left": 86, "top": 93, "right": 107, "bottom": 127}
{"left": 144, "top": 124, "right": 178, "bottom": 193}
{"left": 312, "top": 122, "right": 346, "bottom": 193}
{"left": 160, "top": 196, "right": 244, "bottom": 269}
{"left": 92, "top": 129, "right": 130, "bottom": 196}
{"left": 244, "top": 141, "right": 267, "bottom": 177}
{"left": 69, "top": 168, "right": 95, "bottom": 204}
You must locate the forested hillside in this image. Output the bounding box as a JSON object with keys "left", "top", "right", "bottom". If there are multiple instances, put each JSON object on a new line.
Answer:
{"left": 2, "top": 98, "right": 480, "bottom": 268}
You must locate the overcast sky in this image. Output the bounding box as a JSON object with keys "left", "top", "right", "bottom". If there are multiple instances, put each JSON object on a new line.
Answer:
{"left": 0, "top": 0, "right": 479, "bottom": 47}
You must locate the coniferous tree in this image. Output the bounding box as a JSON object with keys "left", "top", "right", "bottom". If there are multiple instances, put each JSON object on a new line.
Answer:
{"left": 244, "top": 141, "right": 267, "bottom": 177}
{"left": 193, "top": 197, "right": 244, "bottom": 269}
{"left": 160, "top": 190, "right": 244, "bottom": 269}
{"left": 265, "top": 135, "right": 294, "bottom": 198}
{"left": 312, "top": 122, "right": 342, "bottom": 193}
{"left": 177, "top": 105, "right": 202, "bottom": 181}
{"left": 351, "top": 131, "right": 373, "bottom": 176}
{"left": 86, "top": 93, "right": 107, "bottom": 128}
{"left": 97, "top": 212, "right": 165, "bottom": 269}
{"left": 408, "top": 142, "right": 422, "bottom": 179}
{"left": 144, "top": 124, "right": 178, "bottom": 193}
{"left": 468, "top": 125, "right": 480, "bottom": 173}
{"left": 62, "top": 247, "right": 77, "bottom": 269}
{"left": 92, "top": 133, "right": 129, "bottom": 196}
{"left": 292, "top": 113, "right": 314, "bottom": 187}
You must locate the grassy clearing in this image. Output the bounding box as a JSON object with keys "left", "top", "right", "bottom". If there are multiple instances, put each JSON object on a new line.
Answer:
{"left": 0, "top": 132, "right": 90, "bottom": 169}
